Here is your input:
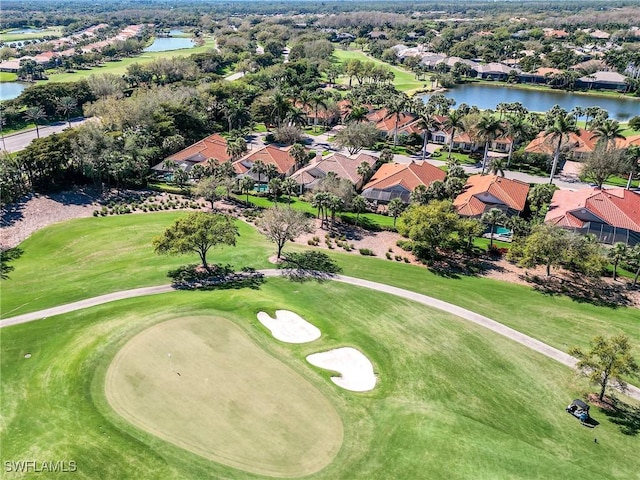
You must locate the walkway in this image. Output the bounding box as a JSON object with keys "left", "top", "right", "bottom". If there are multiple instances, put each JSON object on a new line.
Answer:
{"left": 1, "top": 269, "right": 638, "bottom": 400}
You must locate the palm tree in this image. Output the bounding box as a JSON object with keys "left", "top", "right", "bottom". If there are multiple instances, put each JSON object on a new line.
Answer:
{"left": 345, "top": 105, "right": 368, "bottom": 123}
{"left": 386, "top": 94, "right": 408, "bottom": 146}
{"left": 56, "top": 96, "right": 77, "bottom": 128}
{"left": 387, "top": 197, "right": 405, "bottom": 227}
{"left": 503, "top": 114, "right": 529, "bottom": 167}
{"left": 239, "top": 176, "right": 255, "bottom": 203}
{"left": 488, "top": 157, "right": 506, "bottom": 177}
{"left": 609, "top": 243, "right": 628, "bottom": 281}
{"left": 352, "top": 195, "right": 367, "bottom": 226}
{"left": 268, "top": 177, "right": 283, "bottom": 200}
{"left": 251, "top": 160, "right": 267, "bottom": 189}
{"left": 481, "top": 208, "right": 507, "bottom": 248}
{"left": 23, "top": 106, "right": 47, "bottom": 139}
{"left": 226, "top": 138, "right": 247, "bottom": 161}
{"left": 590, "top": 119, "right": 625, "bottom": 151}
{"left": 310, "top": 91, "right": 328, "bottom": 133}
{"left": 444, "top": 109, "right": 464, "bottom": 160}
{"left": 285, "top": 107, "right": 307, "bottom": 128}
{"left": 545, "top": 113, "right": 579, "bottom": 184}
{"left": 624, "top": 145, "right": 640, "bottom": 190}
{"left": 264, "top": 163, "right": 280, "bottom": 183}
{"left": 269, "top": 91, "right": 292, "bottom": 128}
{"left": 281, "top": 177, "right": 298, "bottom": 203}
{"left": 476, "top": 115, "right": 503, "bottom": 175}
{"left": 417, "top": 111, "right": 438, "bottom": 161}
{"left": 222, "top": 98, "right": 249, "bottom": 133}
{"left": 356, "top": 161, "right": 373, "bottom": 187}
{"left": 289, "top": 143, "right": 308, "bottom": 170}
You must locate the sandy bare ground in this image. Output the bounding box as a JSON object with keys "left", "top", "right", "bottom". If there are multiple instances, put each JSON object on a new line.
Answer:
{"left": 1, "top": 189, "right": 100, "bottom": 249}
{"left": 256, "top": 310, "right": 321, "bottom": 343}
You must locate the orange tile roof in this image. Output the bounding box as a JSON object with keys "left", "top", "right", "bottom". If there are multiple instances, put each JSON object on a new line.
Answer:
{"left": 454, "top": 174, "right": 530, "bottom": 216}
{"left": 375, "top": 112, "right": 418, "bottom": 133}
{"left": 524, "top": 128, "right": 596, "bottom": 156}
{"left": 363, "top": 161, "right": 446, "bottom": 192}
{"left": 234, "top": 144, "right": 297, "bottom": 175}
{"left": 546, "top": 188, "right": 640, "bottom": 231}
{"left": 167, "top": 133, "right": 231, "bottom": 164}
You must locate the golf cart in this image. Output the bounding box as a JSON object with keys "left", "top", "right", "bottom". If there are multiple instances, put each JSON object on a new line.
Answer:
{"left": 566, "top": 399, "right": 592, "bottom": 426}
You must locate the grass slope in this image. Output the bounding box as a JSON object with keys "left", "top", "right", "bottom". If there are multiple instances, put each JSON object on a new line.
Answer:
{"left": 43, "top": 38, "right": 216, "bottom": 83}
{"left": 0, "top": 212, "right": 273, "bottom": 316}
{"left": 105, "top": 315, "right": 343, "bottom": 477}
{"left": 1, "top": 282, "right": 638, "bottom": 479}
{"left": 333, "top": 49, "right": 425, "bottom": 93}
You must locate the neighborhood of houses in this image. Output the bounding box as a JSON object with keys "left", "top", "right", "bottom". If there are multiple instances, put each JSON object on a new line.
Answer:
{"left": 152, "top": 100, "right": 640, "bottom": 247}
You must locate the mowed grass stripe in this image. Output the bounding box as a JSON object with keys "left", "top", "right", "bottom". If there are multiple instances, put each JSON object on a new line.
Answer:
{"left": 105, "top": 315, "right": 343, "bottom": 477}
{"left": 2, "top": 283, "right": 639, "bottom": 478}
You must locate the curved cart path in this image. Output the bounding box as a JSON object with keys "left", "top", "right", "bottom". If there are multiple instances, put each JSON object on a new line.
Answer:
{"left": 2, "top": 269, "right": 638, "bottom": 400}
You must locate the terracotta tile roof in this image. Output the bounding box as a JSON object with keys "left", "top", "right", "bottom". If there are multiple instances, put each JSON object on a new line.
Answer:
{"left": 374, "top": 112, "right": 418, "bottom": 133}
{"left": 524, "top": 128, "right": 596, "bottom": 156}
{"left": 454, "top": 174, "right": 530, "bottom": 216}
{"left": 291, "top": 152, "right": 377, "bottom": 186}
{"left": 366, "top": 108, "right": 390, "bottom": 123}
{"left": 166, "top": 133, "right": 231, "bottom": 164}
{"left": 363, "top": 161, "right": 445, "bottom": 192}
{"left": 233, "top": 145, "right": 297, "bottom": 175}
{"left": 546, "top": 188, "right": 640, "bottom": 232}
{"left": 453, "top": 131, "right": 474, "bottom": 143}
{"left": 617, "top": 134, "right": 640, "bottom": 149}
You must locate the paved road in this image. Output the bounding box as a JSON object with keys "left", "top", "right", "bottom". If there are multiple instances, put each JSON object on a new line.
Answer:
{"left": 1, "top": 117, "right": 91, "bottom": 153}
{"left": 2, "top": 268, "right": 638, "bottom": 401}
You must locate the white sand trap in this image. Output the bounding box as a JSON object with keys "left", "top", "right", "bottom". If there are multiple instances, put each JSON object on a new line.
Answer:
{"left": 306, "top": 347, "right": 376, "bottom": 392}
{"left": 256, "top": 310, "right": 321, "bottom": 343}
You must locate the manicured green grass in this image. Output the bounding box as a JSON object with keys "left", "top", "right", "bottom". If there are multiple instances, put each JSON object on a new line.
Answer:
{"left": 0, "top": 72, "right": 18, "bottom": 82}
{"left": 0, "top": 212, "right": 273, "bottom": 317}
{"left": 42, "top": 38, "right": 217, "bottom": 83}
{"left": 106, "top": 315, "right": 342, "bottom": 476}
{"left": 0, "top": 26, "right": 63, "bottom": 42}
{"left": 333, "top": 49, "right": 425, "bottom": 93}
{"left": 1, "top": 281, "right": 638, "bottom": 479}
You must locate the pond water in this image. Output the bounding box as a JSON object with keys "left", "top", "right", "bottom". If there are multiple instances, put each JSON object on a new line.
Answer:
{"left": 0, "top": 82, "right": 26, "bottom": 102}
{"left": 9, "top": 27, "right": 44, "bottom": 34}
{"left": 143, "top": 36, "right": 194, "bottom": 52}
{"left": 421, "top": 83, "right": 640, "bottom": 120}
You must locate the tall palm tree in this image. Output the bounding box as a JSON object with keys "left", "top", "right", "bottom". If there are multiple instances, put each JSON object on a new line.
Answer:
{"left": 488, "top": 157, "right": 506, "bottom": 177}
{"left": 310, "top": 91, "right": 328, "bottom": 133}
{"left": 387, "top": 197, "right": 405, "bottom": 227}
{"left": 352, "top": 195, "right": 367, "bottom": 226}
{"left": 625, "top": 145, "right": 640, "bottom": 190}
{"left": 344, "top": 104, "right": 368, "bottom": 123}
{"left": 264, "top": 163, "right": 279, "bottom": 182}
{"left": 476, "top": 115, "right": 503, "bottom": 175}
{"left": 444, "top": 109, "right": 465, "bottom": 160}
{"left": 56, "top": 96, "right": 77, "bottom": 128}
{"left": 481, "top": 208, "right": 507, "bottom": 248}
{"left": 269, "top": 91, "right": 292, "bottom": 128}
{"left": 417, "top": 111, "right": 438, "bottom": 161}
{"left": 356, "top": 161, "right": 373, "bottom": 187}
{"left": 608, "top": 243, "right": 628, "bottom": 282}
{"left": 23, "top": 106, "right": 47, "bottom": 139}
{"left": 503, "top": 114, "right": 529, "bottom": 167}
{"left": 545, "top": 113, "right": 579, "bottom": 184}
{"left": 386, "top": 94, "right": 408, "bottom": 146}
{"left": 281, "top": 176, "right": 298, "bottom": 203}
{"left": 251, "top": 160, "right": 267, "bottom": 189}
{"left": 239, "top": 176, "right": 255, "bottom": 203}
{"left": 590, "top": 119, "right": 625, "bottom": 151}
{"left": 289, "top": 143, "right": 308, "bottom": 170}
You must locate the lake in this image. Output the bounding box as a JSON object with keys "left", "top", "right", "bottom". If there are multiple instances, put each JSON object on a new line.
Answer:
{"left": 421, "top": 83, "right": 640, "bottom": 120}
{"left": 143, "top": 36, "right": 194, "bottom": 53}
{"left": 0, "top": 82, "right": 26, "bottom": 102}
{"left": 9, "top": 27, "right": 44, "bottom": 34}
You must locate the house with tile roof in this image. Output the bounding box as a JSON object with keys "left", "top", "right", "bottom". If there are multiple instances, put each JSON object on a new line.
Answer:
{"left": 290, "top": 152, "right": 378, "bottom": 192}
{"left": 577, "top": 71, "right": 628, "bottom": 91}
{"left": 233, "top": 144, "right": 298, "bottom": 180}
{"left": 524, "top": 128, "right": 597, "bottom": 161}
{"left": 361, "top": 161, "right": 446, "bottom": 204}
{"left": 545, "top": 188, "right": 640, "bottom": 245}
{"left": 454, "top": 175, "right": 530, "bottom": 218}
{"left": 152, "top": 133, "right": 230, "bottom": 175}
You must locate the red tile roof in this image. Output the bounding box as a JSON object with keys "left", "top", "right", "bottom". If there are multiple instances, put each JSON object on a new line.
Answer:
{"left": 545, "top": 188, "right": 640, "bottom": 232}
{"left": 454, "top": 174, "right": 530, "bottom": 216}
{"left": 524, "top": 128, "right": 597, "bottom": 156}
{"left": 233, "top": 145, "right": 297, "bottom": 175}
{"left": 363, "top": 161, "right": 446, "bottom": 192}
{"left": 166, "top": 133, "right": 231, "bottom": 164}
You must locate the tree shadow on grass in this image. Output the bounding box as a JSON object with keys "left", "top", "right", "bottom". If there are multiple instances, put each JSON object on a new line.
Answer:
{"left": 424, "top": 249, "right": 504, "bottom": 279}
{"left": 169, "top": 264, "right": 265, "bottom": 290}
{"left": 525, "top": 274, "right": 631, "bottom": 308}
{"left": 600, "top": 402, "right": 640, "bottom": 436}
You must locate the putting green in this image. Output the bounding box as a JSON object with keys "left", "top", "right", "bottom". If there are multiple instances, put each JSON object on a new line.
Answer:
{"left": 105, "top": 316, "right": 343, "bottom": 477}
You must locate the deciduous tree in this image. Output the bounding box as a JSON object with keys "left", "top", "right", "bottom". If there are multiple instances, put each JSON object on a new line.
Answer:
{"left": 257, "top": 206, "right": 312, "bottom": 259}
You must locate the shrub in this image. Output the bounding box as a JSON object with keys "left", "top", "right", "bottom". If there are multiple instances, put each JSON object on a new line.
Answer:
{"left": 404, "top": 257, "right": 410, "bottom": 263}
{"left": 395, "top": 255, "right": 403, "bottom": 261}
{"left": 359, "top": 248, "right": 375, "bottom": 256}
{"left": 93, "top": 210, "right": 99, "bottom": 216}
{"left": 386, "top": 252, "right": 392, "bottom": 260}
{"left": 396, "top": 240, "right": 413, "bottom": 251}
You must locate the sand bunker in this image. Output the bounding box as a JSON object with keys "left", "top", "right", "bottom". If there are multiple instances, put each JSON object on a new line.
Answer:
{"left": 306, "top": 347, "right": 376, "bottom": 392}
{"left": 257, "top": 310, "right": 321, "bottom": 343}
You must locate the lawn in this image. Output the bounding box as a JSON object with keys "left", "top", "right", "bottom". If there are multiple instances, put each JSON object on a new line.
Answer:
{"left": 42, "top": 38, "right": 217, "bottom": 83}
{"left": 2, "top": 280, "right": 639, "bottom": 479}
{"left": 0, "top": 212, "right": 273, "bottom": 317}
{"left": 0, "top": 26, "right": 63, "bottom": 42}
{"left": 333, "top": 48, "right": 425, "bottom": 93}
{"left": 0, "top": 72, "right": 18, "bottom": 82}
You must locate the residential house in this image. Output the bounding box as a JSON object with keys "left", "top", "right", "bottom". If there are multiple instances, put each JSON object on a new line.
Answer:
{"left": 545, "top": 188, "right": 640, "bottom": 245}
{"left": 290, "top": 152, "right": 378, "bottom": 192}
{"left": 361, "top": 161, "right": 446, "bottom": 204}
{"left": 233, "top": 144, "right": 298, "bottom": 181}
{"left": 577, "top": 71, "right": 628, "bottom": 91}
{"left": 524, "top": 128, "right": 597, "bottom": 161}
{"left": 152, "top": 133, "right": 230, "bottom": 176}
{"left": 473, "top": 63, "right": 519, "bottom": 80}
{"left": 454, "top": 174, "right": 530, "bottom": 218}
